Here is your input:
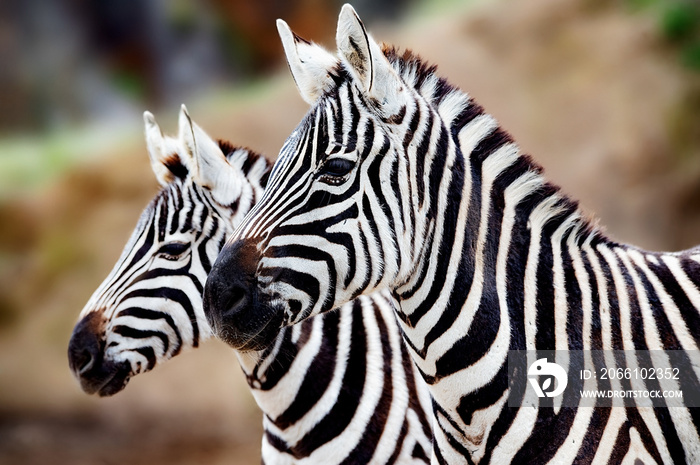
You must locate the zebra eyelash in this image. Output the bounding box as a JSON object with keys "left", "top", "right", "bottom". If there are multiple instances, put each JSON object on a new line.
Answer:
{"left": 320, "top": 158, "right": 355, "bottom": 178}
{"left": 156, "top": 242, "right": 190, "bottom": 261}
{"left": 317, "top": 146, "right": 359, "bottom": 184}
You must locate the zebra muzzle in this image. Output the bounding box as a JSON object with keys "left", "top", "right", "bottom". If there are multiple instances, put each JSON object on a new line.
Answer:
{"left": 68, "top": 311, "right": 132, "bottom": 396}
{"left": 204, "top": 239, "right": 283, "bottom": 351}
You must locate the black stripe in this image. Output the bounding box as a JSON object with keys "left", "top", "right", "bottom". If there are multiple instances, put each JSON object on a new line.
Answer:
{"left": 533, "top": 205, "right": 572, "bottom": 350}
{"left": 581, "top": 248, "right": 604, "bottom": 351}
{"left": 116, "top": 307, "right": 183, "bottom": 355}
{"left": 293, "top": 300, "right": 367, "bottom": 456}
{"left": 252, "top": 325, "right": 301, "bottom": 390}
{"left": 414, "top": 112, "right": 433, "bottom": 208}
{"left": 157, "top": 198, "right": 168, "bottom": 242}
{"left": 451, "top": 100, "right": 484, "bottom": 135}
{"left": 342, "top": 304, "right": 394, "bottom": 463}
{"left": 113, "top": 325, "right": 171, "bottom": 355}
{"left": 432, "top": 403, "right": 476, "bottom": 464}
{"left": 273, "top": 310, "right": 339, "bottom": 432}
{"left": 401, "top": 336, "right": 433, "bottom": 439}
{"left": 573, "top": 406, "right": 611, "bottom": 465}
{"left": 168, "top": 187, "right": 181, "bottom": 235}
{"left": 362, "top": 193, "right": 384, "bottom": 289}
{"left": 367, "top": 136, "right": 396, "bottom": 277}
{"left": 513, "top": 407, "right": 577, "bottom": 463}
{"left": 596, "top": 249, "right": 625, "bottom": 350}
{"left": 561, "top": 232, "right": 584, "bottom": 351}
{"left": 456, "top": 364, "right": 508, "bottom": 425}
{"left": 624, "top": 408, "right": 664, "bottom": 464}
{"left": 356, "top": 227, "right": 372, "bottom": 296}
{"left": 118, "top": 208, "right": 156, "bottom": 282}
{"left": 121, "top": 287, "right": 200, "bottom": 346}
{"left": 134, "top": 346, "right": 156, "bottom": 371}
{"left": 647, "top": 257, "right": 700, "bottom": 343}
{"left": 182, "top": 187, "right": 198, "bottom": 233}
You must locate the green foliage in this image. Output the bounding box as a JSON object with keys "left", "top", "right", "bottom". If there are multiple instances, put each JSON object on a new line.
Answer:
{"left": 661, "top": 2, "right": 699, "bottom": 41}
{"left": 111, "top": 70, "right": 146, "bottom": 100}
{"left": 629, "top": 0, "right": 700, "bottom": 71}
{"left": 682, "top": 40, "right": 700, "bottom": 69}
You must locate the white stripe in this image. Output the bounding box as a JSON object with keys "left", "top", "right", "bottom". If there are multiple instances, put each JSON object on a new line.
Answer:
{"left": 484, "top": 171, "right": 543, "bottom": 463}
{"left": 629, "top": 250, "right": 699, "bottom": 354}
{"left": 523, "top": 195, "right": 567, "bottom": 351}
{"left": 662, "top": 255, "right": 700, "bottom": 311}
{"left": 616, "top": 249, "right": 700, "bottom": 458}
{"left": 598, "top": 245, "right": 672, "bottom": 464}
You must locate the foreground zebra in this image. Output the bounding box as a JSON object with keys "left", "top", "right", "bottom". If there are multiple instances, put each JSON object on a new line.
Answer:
{"left": 203, "top": 5, "right": 700, "bottom": 464}
{"left": 67, "top": 107, "right": 433, "bottom": 463}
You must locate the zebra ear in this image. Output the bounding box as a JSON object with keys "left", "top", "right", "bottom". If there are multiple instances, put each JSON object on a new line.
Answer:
{"left": 178, "top": 105, "right": 241, "bottom": 204}
{"left": 336, "top": 4, "right": 405, "bottom": 116}
{"left": 144, "top": 111, "right": 180, "bottom": 186}
{"left": 277, "top": 19, "right": 338, "bottom": 104}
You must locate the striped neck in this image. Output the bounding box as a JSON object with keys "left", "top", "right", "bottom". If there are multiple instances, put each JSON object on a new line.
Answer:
{"left": 387, "top": 51, "right": 605, "bottom": 362}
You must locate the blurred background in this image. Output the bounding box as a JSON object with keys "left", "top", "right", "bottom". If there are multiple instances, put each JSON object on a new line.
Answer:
{"left": 1, "top": 0, "right": 699, "bottom": 463}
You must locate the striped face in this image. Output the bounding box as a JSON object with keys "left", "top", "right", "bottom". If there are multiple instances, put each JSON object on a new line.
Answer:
{"left": 204, "top": 7, "right": 427, "bottom": 350}
{"left": 68, "top": 108, "right": 268, "bottom": 396}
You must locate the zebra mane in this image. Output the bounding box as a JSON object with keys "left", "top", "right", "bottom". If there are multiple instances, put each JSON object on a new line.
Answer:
{"left": 217, "top": 140, "right": 272, "bottom": 189}
{"left": 381, "top": 46, "right": 450, "bottom": 104}
{"left": 149, "top": 140, "right": 271, "bottom": 227}
{"left": 378, "top": 44, "right": 606, "bottom": 247}
{"left": 289, "top": 31, "right": 604, "bottom": 247}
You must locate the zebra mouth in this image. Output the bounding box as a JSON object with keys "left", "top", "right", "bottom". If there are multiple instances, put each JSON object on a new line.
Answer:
{"left": 74, "top": 360, "right": 133, "bottom": 397}
{"left": 214, "top": 303, "right": 285, "bottom": 352}
{"left": 94, "top": 362, "right": 133, "bottom": 397}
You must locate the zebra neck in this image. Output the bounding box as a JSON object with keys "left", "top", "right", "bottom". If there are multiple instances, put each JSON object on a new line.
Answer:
{"left": 394, "top": 103, "right": 605, "bottom": 362}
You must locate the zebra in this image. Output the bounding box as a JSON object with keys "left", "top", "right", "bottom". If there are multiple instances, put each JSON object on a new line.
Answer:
{"left": 203, "top": 4, "right": 700, "bottom": 464}
{"left": 67, "top": 106, "right": 433, "bottom": 464}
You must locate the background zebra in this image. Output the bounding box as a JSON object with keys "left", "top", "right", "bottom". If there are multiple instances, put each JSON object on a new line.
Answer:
{"left": 203, "top": 5, "right": 700, "bottom": 464}
{"left": 67, "top": 107, "right": 433, "bottom": 464}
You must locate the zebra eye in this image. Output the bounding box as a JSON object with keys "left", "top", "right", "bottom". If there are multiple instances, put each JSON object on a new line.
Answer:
{"left": 157, "top": 242, "right": 189, "bottom": 261}
{"left": 320, "top": 158, "right": 354, "bottom": 178}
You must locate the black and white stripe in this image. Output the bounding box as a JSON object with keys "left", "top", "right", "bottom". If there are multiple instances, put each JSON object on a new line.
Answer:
{"left": 68, "top": 107, "right": 433, "bottom": 464}
{"left": 204, "top": 6, "right": 700, "bottom": 464}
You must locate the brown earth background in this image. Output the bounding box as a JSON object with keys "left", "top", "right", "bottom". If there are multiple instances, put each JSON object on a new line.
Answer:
{"left": 1, "top": 0, "right": 700, "bottom": 463}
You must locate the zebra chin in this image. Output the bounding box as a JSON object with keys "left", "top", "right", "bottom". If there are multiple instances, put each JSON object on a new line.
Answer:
{"left": 210, "top": 308, "right": 284, "bottom": 351}
{"left": 203, "top": 239, "right": 285, "bottom": 351}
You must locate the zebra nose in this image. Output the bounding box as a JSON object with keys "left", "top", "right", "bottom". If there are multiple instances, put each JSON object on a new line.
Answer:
{"left": 204, "top": 238, "right": 262, "bottom": 345}
{"left": 67, "top": 312, "right": 104, "bottom": 378}
{"left": 203, "top": 264, "right": 252, "bottom": 329}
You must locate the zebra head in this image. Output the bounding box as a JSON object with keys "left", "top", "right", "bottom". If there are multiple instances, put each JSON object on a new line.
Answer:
{"left": 205, "top": 5, "right": 425, "bottom": 350}
{"left": 68, "top": 106, "right": 269, "bottom": 396}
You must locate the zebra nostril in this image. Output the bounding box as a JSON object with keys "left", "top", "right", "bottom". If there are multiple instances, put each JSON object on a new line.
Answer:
{"left": 74, "top": 347, "right": 95, "bottom": 375}
{"left": 68, "top": 334, "right": 100, "bottom": 377}
{"left": 68, "top": 312, "right": 105, "bottom": 378}
{"left": 224, "top": 286, "right": 248, "bottom": 318}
